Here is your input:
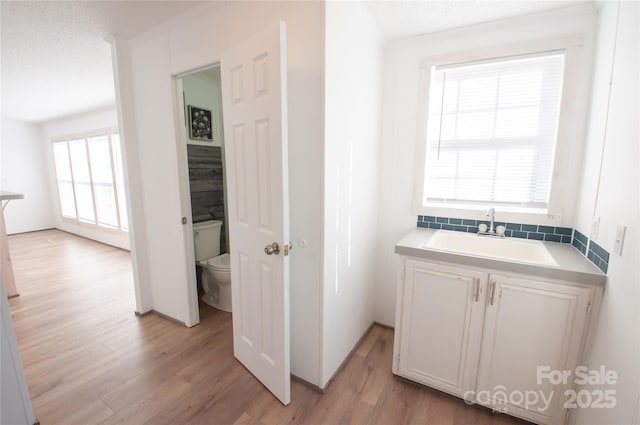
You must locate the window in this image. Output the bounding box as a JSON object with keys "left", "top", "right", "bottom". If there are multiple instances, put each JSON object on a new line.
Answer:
{"left": 421, "top": 50, "right": 566, "bottom": 212}
{"left": 52, "top": 130, "right": 128, "bottom": 232}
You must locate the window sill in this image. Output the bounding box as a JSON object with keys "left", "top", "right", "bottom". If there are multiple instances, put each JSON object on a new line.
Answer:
{"left": 61, "top": 216, "right": 129, "bottom": 235}
{"left": 58, "top": 218, "right": 130, "bottom": 251}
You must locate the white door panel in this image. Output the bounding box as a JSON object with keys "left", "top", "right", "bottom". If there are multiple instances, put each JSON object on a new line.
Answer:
{"left": 220, "top": 21, "right": 290, "bottom": 405}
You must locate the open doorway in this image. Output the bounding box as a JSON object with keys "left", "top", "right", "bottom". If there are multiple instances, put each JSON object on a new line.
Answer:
{"left": 170, "top": 22, "right": 291, "bottom": 404}
{"left": 176, "top": 66, "right": 231, "bottom": 320}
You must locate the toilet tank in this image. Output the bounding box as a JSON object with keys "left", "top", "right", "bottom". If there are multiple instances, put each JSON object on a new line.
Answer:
{"left": 193, "top": 220, "right": 222, "bottom": 261}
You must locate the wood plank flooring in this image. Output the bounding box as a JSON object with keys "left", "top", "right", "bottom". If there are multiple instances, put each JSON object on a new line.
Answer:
{"left": 8, "top": 229, "right": 528, "bottom": 425}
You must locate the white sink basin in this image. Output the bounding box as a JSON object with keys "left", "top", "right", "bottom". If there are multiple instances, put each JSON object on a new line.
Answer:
{"left": 425, "top": 230, "right": 559, "bottom": 267}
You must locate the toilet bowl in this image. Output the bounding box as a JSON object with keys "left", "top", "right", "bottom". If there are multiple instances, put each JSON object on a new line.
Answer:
{"left": 198, "top": 253, "right": 231, "bottom": 312}
{"left": 193, "top": 220, "right": 232, "bottom": 312}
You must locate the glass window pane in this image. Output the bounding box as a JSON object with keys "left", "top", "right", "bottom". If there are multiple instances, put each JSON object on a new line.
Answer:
{"left": 458, "top": 76, "right": 497, "bottom": 111}
{"left": 495, "top": 107, "right": 539, "bottom": 138}
{"left": 425, "top": 51, "right": 564, "bottom": 208}
{"left": 53, "top": 142, "right": 77, "bottom": 218}
{"left": 455, "top": 111, "right": 495, "bottom": 140}
{"left": 498, "top": 71, "right": 543, "bottom": 107}
{"left": 88, "top": 136, "right": 118, "bottom": 228}
{"left": 68, "top": 139, "right": 96, "bottom": 223}
{"left": 111, "top": 135, "right": 128, "bottom": 231}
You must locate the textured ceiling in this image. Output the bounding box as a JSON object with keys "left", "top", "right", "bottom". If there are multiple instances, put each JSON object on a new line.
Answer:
{"left": 364, "top": 0, "right": 590, "bottom": 41}
{"left": 1, "top": 0, "right": 592, "bottom": 124}
{"left": 1, "top": 0, "right": 205, "bottom": 123}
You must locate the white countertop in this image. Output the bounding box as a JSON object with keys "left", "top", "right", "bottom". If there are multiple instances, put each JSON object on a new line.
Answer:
{"left": 396, "top": 228, "right": 606, "bottom": 286}
{"left": 0, "top": 191, "right": 25, "bottom": 201}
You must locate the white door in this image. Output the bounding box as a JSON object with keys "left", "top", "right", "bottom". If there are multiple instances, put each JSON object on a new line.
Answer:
{"left": 395, "top": 259, "right": 488, "bottom": 397}
{"left": 220, "top": 22, "right": 290, "bottom": 405}
{"left": 475, "top": 275, "right": 591, "bottom": 425}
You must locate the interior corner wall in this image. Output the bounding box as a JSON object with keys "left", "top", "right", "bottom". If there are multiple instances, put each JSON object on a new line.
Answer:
{"left": 573, "top": 3, "right": 619, "bottom": 237}
{"left": 110, "top": 39, "right": 154, "bottom": 316}
{"left": 40, "top": 107, "right": 130, "bottom": 250}
{"left": 374, "top": 5, "right": 598, "bottom": 327}
{"left": 571, "top": 2, "right": 640, "bottom": 424}
{"left": 122, "top": 1, "right": 325, "bottom": 385}
{"left": 322, "top": 0, "right": 384, "bottom": 386}
{"left": 0, "top": 117, "right": 54, "bottom": 234}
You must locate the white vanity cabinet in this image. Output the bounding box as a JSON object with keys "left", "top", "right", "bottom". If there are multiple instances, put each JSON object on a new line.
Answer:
{"left": 393, "top": 258, "right": 601, "bottom": 425}
{"left": 394, "top": 259, "right": 488, "bottom": 397}
{"left": 475, "top": 274, "right": 592, "bottom": 424}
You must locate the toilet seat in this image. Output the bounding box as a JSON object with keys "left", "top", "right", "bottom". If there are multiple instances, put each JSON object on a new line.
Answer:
{"left": 202, "top": 253, "right": 230, "bottom": 271}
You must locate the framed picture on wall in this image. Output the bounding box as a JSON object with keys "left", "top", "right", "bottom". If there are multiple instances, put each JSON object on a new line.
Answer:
{"left": 188, "top": 105, "right": 213, "bottom": 141}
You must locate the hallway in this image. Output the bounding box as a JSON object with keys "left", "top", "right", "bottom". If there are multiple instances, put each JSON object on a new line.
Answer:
{"left": 7, "top": 230, "right": 526, "bottom": 425}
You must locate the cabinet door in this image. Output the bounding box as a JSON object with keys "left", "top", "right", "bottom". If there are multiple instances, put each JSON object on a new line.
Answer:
{"left": 396, "top": 259, "right": 488, "bottom": 397}
{"left": 475, "top": 274, "right": 591, "bottom": 425}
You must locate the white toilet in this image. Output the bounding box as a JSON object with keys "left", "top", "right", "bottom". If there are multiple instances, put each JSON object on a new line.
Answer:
{"left": 193, "top": 220, "right": 232, "bottom": 312}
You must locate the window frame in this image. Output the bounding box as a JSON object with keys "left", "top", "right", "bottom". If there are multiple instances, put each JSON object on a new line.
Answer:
{"left": 52, "top": 127, "right": 128, "bottom": 235}
{"left": 413, "top": 36, "right": 584, "bottom": 223}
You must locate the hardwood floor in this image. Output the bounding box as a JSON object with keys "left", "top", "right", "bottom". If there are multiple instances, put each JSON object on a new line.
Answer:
{"left": 8, "top": 229, "right": 527, "bottom": 425}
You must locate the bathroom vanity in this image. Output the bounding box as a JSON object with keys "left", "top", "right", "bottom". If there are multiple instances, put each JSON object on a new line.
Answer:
{"left": 392, "top": 228, "right": 606, "bottom": 425}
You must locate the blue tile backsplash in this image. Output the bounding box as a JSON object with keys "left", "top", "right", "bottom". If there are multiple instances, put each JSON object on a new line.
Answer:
{"left": 417, "top": 215, "right": 610, "bottom": 274}
{"left": 587, "top": 240, "right": 609, "bottom": 274}
{"left": 570, "top": 229, "right": 609, "bottom": 273}
{"left": 572, "top": 230, "right": 588, "bottom": 254}
{"left": 417, "top": 215, "right": 573, "bottom": 243}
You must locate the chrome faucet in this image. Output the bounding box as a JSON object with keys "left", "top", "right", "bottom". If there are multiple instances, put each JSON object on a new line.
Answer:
{"left": 486, "top": 207, "right": 496, "bottom": 234}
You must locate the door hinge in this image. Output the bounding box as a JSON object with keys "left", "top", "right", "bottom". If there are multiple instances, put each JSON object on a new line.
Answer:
{"left": 586, "top": 301, "right": 592, "bottom": 315}
{"left": 182, "top": 217, "right": 187, "bottom": 225}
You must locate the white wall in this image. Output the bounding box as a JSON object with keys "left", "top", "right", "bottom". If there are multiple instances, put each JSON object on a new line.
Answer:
{"left": 0, "top": 117, "right": 54, "bottom": 234}
{"left": 374, "top": 5, "right": 598, "bottom": 326}
{"left": 118, "top": 1, "right": 325, "bottom": 385}
{"left": 573, "top": 3, "right": 618, "bottom": 237}
{"left": 41, "top": 107, "right": 130, "bottom": 250}
{"left": 572, "top": 2, "right": 640, "bottom": 424}
{"left": 322, "top": 0, "right": 384, "bottom": 386}
{"left": 182, "top": 67, "right": 224, "bottom": 147}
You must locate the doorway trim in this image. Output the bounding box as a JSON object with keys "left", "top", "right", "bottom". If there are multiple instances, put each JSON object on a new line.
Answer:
{"left": 171, "top": 63, "right": 224, "bottom": 327}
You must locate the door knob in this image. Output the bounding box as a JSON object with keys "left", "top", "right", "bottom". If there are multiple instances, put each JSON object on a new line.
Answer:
{"left": 264, "top": 242, "right": 280, "bottom": 255}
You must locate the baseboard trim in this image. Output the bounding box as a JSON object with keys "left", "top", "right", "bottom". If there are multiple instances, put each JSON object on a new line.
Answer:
{"left": 54, "top": 228, "right": 130, "bottom": 252}
{"left": 136, "top": 310, "right": 187, "bottom": 327}
{"left": 374, "top": 321, "right": 394, "bottom": 331}
{"left": 6, "top": 228, "right": 55, "bottom": 236}
{"left": 291, "top": 374, "right": 325, "bottom": 394}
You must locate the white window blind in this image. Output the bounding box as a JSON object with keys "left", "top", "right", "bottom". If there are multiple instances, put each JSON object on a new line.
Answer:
{"left": 423, "top": 50, "right": 566, "bottom": 210}
{"left": 52, "top": 132, "right": 128, "bottom": 232}
{"left": 52, "top": 142, "right": 77, "bottom": 219}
